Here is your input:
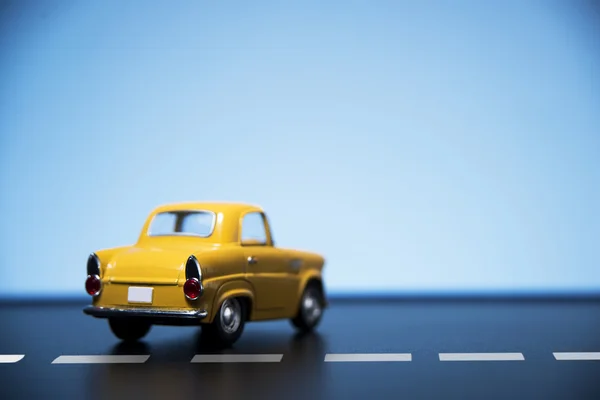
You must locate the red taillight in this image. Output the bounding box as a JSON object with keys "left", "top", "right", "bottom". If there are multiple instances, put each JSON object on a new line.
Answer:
{"left": 85, "top": 275, "right": 101, "bottom": 296}
{"left": 184, "top": 278, "right": 201, "bottom": 300}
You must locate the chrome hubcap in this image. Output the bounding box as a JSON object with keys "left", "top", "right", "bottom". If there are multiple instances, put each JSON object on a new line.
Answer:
{"left": 302, "top": 290, "right": 322, "bottom": 324}
{"left": 220, "top": 298, "right": 241, "bottom": 334}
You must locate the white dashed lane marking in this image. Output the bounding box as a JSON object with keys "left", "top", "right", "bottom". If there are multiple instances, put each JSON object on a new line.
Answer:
{"left": 325, "top": 353, "right": 412, "bottom": 362}
{"left": 2, "top": 351, "right": 599, "bottom": 364}
{"left": 0, "top": 355, "right": 24, "bottom": 363}
{"left": 191, "top": 354, "right": 283, "bottom": 363}
{"left": 51, "top": 355, "right": 150, "bottom": 364}
{"left": 439, "top": 353, "right": 525, "bottom": 361}
{"left": 553, "top": 352, "right": 600, "bottom": 361}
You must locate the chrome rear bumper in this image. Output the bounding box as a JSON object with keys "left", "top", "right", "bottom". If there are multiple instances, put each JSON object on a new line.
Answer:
{"left": 83, "top": 305, "right": 207, "bottom": 320}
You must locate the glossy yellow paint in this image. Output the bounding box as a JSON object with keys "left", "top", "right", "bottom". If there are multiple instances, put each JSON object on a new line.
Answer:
{"left": 89, "top": 202, "right": 325, "bottom": 324}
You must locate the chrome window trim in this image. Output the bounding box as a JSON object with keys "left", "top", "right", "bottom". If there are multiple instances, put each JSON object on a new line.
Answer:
{"left": 146, "top": 210, "right": 217, "bottom": 238}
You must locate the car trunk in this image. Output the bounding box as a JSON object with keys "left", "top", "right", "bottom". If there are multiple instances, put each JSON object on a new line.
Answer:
{"left": 107, "top": 245, "right": 193, "bottom": 285}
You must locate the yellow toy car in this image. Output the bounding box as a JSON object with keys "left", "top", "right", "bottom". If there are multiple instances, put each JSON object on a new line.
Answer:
{"left": 83, "top": 202, "right": 327, "bottom": 346}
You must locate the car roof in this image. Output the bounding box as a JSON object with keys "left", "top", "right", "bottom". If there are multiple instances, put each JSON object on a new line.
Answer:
{"left": 152, "top": 201, "right": 263, "bottom": 215}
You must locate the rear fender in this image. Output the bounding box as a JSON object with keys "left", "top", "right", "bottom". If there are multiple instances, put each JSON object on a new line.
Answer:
{"left": 209, "top": 280, "right": 255, "bottom": 323}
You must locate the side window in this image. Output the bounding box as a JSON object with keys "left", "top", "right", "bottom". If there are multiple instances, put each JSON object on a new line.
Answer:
{"left": 241, "top": 212, "right": 267, "bottom": 244}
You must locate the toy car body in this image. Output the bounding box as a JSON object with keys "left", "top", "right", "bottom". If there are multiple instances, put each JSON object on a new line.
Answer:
{"left": 83, "top": 202, "right": 327, "bottom": 346}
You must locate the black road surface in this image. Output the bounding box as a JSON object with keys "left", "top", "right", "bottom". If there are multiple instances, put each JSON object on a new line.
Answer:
{"left": 1, "top": 298, "right": 599, "bottom": 399}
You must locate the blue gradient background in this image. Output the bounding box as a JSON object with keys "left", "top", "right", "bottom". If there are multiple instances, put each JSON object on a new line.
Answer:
{"left": 1, "top": 0, "right": 599, "bottom": 297}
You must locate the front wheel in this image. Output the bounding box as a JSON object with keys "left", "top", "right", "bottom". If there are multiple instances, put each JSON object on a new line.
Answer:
{"left": 202, "top": 297, "right": 246, "bottom": 347}
{"left": 108, "top": 318, "right": 152, "bottom": 341}
{"left": 290, "top": 283, "right": 325, "bottom": 333}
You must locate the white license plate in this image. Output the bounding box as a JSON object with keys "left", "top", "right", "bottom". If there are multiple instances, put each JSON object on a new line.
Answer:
{"left": 127, "top": 287, "right": 153, "bottom": 304}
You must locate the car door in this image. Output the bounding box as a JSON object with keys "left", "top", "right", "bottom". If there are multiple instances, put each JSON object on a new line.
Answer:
{"left": 240, "top": 211, "right": 298, "bottom": 311}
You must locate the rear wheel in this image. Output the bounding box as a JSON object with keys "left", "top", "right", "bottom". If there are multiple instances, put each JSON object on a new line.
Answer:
{"left": 108, "top": 318, "right": 152, "bottom": 341}
{"left": 202, "top": 297, "right": 246, "bottom": 347}
{"left": 291, "top": 283, "right": 324, "bottom": 332}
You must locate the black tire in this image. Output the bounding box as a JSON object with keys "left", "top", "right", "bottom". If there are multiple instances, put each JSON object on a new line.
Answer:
{"left": 202, "top": 297, "right": 246, "bottom": 347}
{"left": 291, "top": 283, "right": 325, "bottom": 333}
{"left": 108, "top": 318, "right": 152, "bottom": 342}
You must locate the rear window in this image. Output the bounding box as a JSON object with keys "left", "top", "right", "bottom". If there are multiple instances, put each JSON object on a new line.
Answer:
{"left": 147, "top": 211, "right": 215, "bottom": 237}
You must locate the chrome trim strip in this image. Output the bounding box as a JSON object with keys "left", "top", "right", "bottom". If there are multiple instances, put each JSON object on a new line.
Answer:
{"left": 83, "top": 305, "right": 207, "bottom": 319}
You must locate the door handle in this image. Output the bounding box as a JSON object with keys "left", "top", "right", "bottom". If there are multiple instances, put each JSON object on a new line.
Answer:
{"left": 247, "top": 256, "right": 258, "bottom": 265}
